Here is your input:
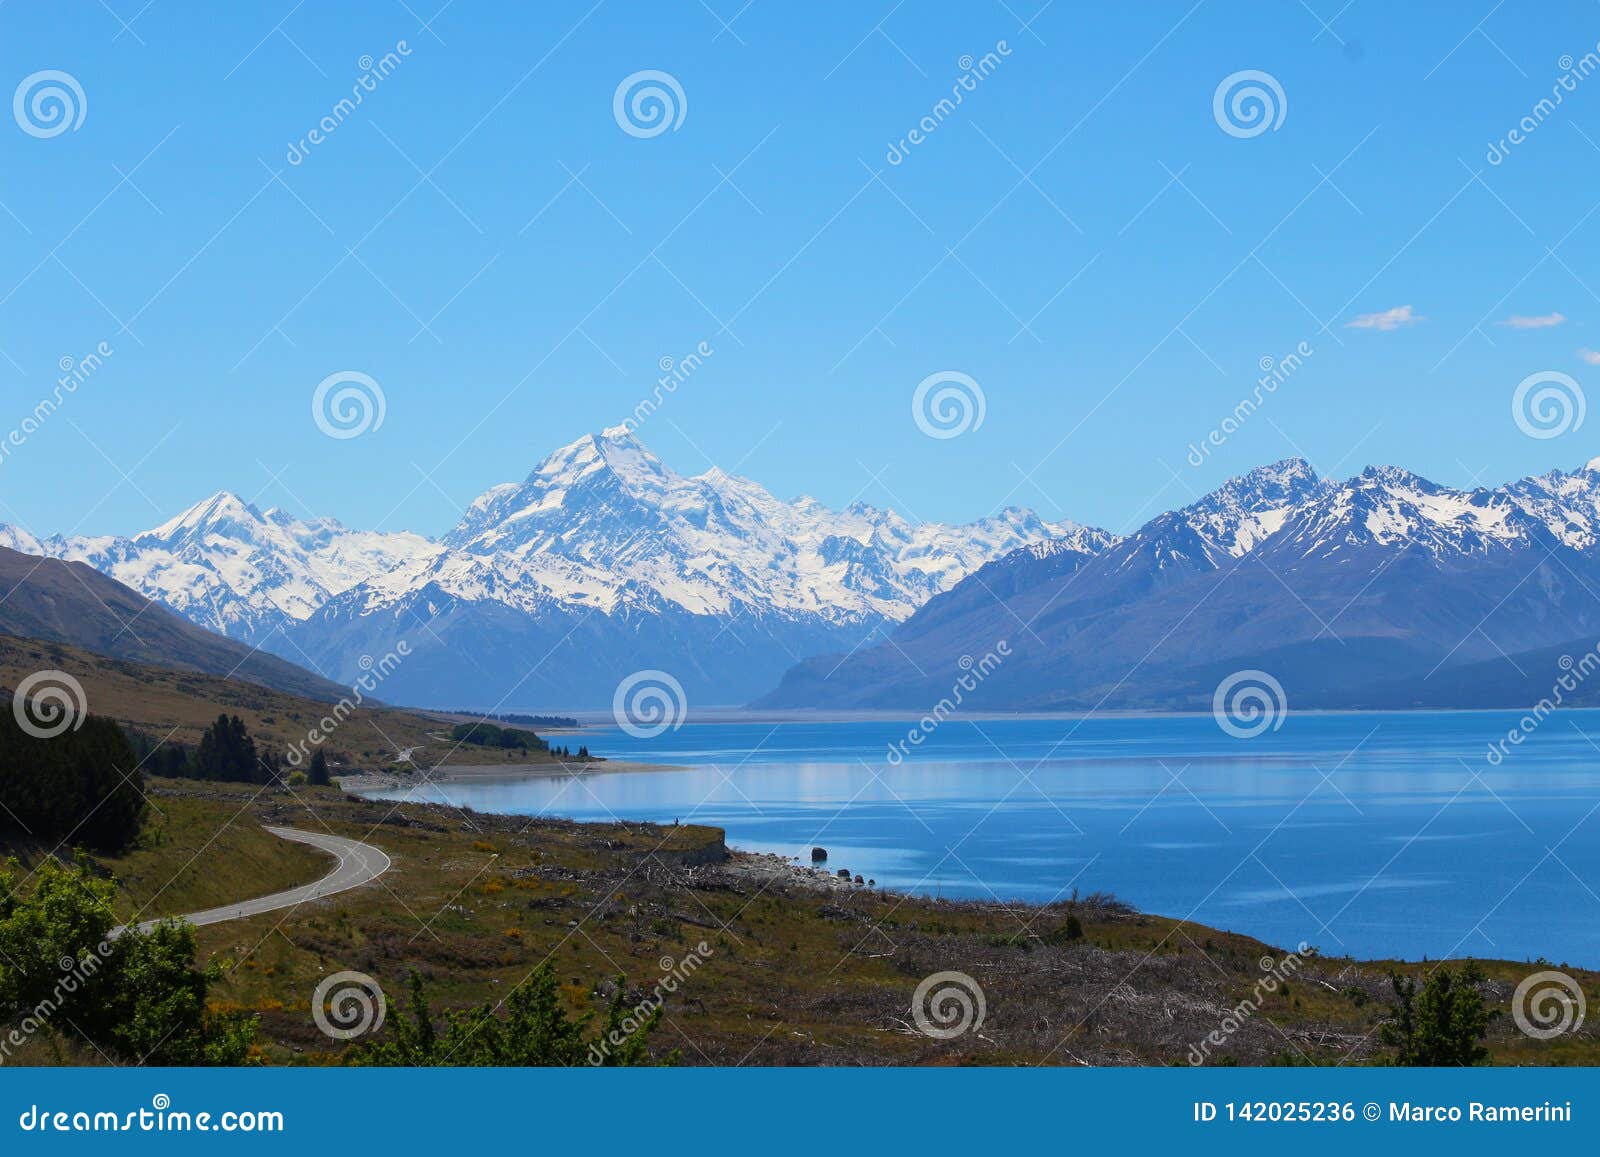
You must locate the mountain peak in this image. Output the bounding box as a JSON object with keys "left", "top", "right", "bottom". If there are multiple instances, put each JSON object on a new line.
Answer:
{"left": 525, "top": 427, "right": 668, "bottom": 487}
{"left": 188, "top": 489, "right": 255, "bottom": 517}
{"left": 1245, "top": 456, "right": 1319, "bottom": 486}
{"left": 1193, "top": 457, "right": 1324, "bottom": 514}
{"left": 143, "top": 490, "right": 262, "bottom": 544}
{"left": 1356, "top": 464, "right": 1437, "bottom": 492}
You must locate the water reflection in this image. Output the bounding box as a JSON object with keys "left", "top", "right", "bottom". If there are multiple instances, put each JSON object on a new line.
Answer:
{"left": 362, "top": 711, "right": 1600, "bottom": 965}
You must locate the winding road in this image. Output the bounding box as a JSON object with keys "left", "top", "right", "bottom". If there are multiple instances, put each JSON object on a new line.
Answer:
{"left": 124, "top": 826, "right": 391, "bottom": 936}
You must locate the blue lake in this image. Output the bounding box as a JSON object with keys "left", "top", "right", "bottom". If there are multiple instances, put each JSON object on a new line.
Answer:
{"left": 363, "top": 711, "right": 1600, "bottom": 966}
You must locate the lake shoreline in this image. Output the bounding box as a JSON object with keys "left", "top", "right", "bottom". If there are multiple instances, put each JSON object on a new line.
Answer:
{"left": 335, "top": 709, "right": 1600, "bottom": 967}
{"left": 336, "top": 757, "right": 679, "bottom": 794}
{"left": 126, "top": 776, "right": 1596, "bottom": 1067}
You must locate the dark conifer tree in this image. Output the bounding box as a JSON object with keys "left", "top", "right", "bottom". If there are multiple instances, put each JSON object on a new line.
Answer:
{"left": 0, "top": 702, "right": 147, "bottom": 852}
{"left": 192, "top": 715, "right": 261, "bottom": 783}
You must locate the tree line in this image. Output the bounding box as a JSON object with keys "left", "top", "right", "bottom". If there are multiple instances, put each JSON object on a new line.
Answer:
{"left": 0, "top": 704, "right": 147, "bottom": 854}
{"left": 446, "top": 720, "right": 591, "bottom": 760}
{"left": 129, "top": 715, "right": 337, "bottom": 787}
{"left": 3, "top": 700, "right": 334, "bottom": 856}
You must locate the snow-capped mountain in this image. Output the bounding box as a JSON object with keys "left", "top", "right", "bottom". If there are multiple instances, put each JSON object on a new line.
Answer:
{"left": 0, "top": 428, "right": 1084, "bottom": 708}
{"left": 435, "top": 425, "right": 1069, "bottom": 621}
{"left": 22, "top": 434, "right": 1600, "bottom": 713}
{"left": 0, "top": 494, "right": 437, "bottom": 644}
{"left": 281, "top": 427, "right": 1087, "bottom": 706}
{"left": 1177, "top": 457, "right": 1334, "bottom": 561}
{"left": 763, "top": 455, "right": 1600, "bottom": 711}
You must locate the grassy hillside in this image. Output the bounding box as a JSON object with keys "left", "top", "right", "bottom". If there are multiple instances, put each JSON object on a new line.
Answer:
{"left": 0, "top": 545, "right": 346, "bottom": 702}
{"left": 10, "top": 778, "right": 1587, "bottom": 1068}
{"left": 0, "top": 633, "right": 567, "bottom": 770}
{"left": 3, "top": 636, "right": 1591, "bottom": 1067}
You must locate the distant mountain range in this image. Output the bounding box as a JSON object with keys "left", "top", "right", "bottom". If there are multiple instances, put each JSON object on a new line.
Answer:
{"left": 0, "top": 428, "right": 1077, "bottom": 709}
{"left": 761, "top": 455, "right": 1600, "bottom": 711}
{"left": 14, "top": 435, "right": 1600, "bottom": 714}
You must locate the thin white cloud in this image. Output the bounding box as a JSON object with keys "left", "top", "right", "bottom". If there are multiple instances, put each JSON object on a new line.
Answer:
{"left": 1345, "top": 304, "right": 1422, "bottom": 331}
{"left": 1578, "top": 348, "right": 1600, "bottom": 366}
{"left": 1500, "top": 312, "right": 1567, "bottom": 329}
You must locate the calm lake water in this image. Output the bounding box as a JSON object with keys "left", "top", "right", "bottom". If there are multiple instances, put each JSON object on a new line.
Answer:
{"left": 362, "top": 711, "right": 1600, "bottom": 966}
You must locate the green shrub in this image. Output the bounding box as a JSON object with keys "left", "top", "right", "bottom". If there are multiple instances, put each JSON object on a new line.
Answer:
{"left": 0, "top": 859, "right": 256, "bottom": 1065}
{"left": 448, "top": 722, "right": 543, "bottom": 751}
{"left": 1381, "top": 962, "right": 1494, "bottom": 1066}
{"left": 1046, "top": 914, "right": 1084, "bottom": 946}
{"left": 353, "top": 963, "right": 672, "bottom": 1067}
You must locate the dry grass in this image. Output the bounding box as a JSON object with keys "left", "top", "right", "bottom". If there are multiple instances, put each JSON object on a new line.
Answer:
{"left": 0, "top": 634, "right": 567, "bottom": 770}
{"left": 36, "top": 779, "right": 1594, "bottom": 1068}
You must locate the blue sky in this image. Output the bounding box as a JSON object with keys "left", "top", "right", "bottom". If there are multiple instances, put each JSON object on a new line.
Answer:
{"left": 4, "top": 0, "right": 1600, "bottom": 538}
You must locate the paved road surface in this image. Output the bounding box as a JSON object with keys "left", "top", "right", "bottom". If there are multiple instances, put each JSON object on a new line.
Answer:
{"left": 121, "top": 826, "right": 391, "bottom": 936}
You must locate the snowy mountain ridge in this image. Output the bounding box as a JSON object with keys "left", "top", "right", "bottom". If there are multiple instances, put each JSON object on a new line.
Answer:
{"left": 763, "top": 452, "right": 1600, "bottom": 712}
{"left": 13, "top": 432, "right": 1600, "bottom": 709}
{"left": 0, "top": 427, "right": 1085, "bottom": 651}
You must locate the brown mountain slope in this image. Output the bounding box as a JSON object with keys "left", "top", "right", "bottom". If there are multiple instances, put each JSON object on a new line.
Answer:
{"left": 0, "top": 632, "right": 548, "bottom": 767}
{"left": 0, "top": 544, "right": 344, "bottom": 702}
